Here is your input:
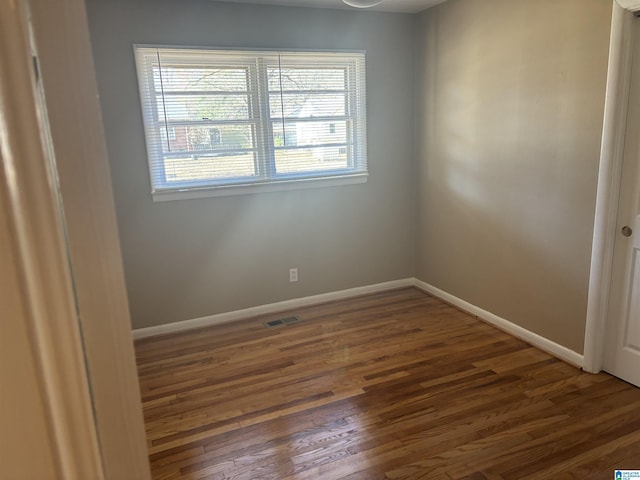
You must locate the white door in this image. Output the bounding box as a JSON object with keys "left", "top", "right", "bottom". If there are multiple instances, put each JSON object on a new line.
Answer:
{"left": 604, "top": 18, "right": 640, "bottom": 387}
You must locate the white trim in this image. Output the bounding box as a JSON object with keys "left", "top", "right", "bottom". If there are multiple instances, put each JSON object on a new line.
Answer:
{"left": 617, "top": 0, "right": 640, "bottom": 12}
{"left": 152, "top": 174, "right": 368, "bottom": 201}
{"left": 27, "top": 0, "right": 152, "bottom": 477}
{"left": 0, "top": 1, "right": 105, "bottom": 477}
{"left": 584, "top": 1, "right": 636, "bottom": 373}
{"left": 133, "top": 278, "right": 414, "bottom": 339}
{"left": 133, "top": 43, "right": 368, "bottom": 55}
{"left": 134, "top": 277, "right": 584, "bottom": 369}
{"left": 413, "top": 280, "right": 584, "bottom": 368}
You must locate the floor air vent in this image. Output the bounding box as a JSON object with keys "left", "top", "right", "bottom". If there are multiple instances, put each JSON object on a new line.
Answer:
{"left": 264, "top": 316, "right": 301, "bottom": 328}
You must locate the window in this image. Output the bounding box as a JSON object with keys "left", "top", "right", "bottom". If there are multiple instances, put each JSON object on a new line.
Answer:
{"left": 134, "top": 46, "right": 368, "bottom": 200}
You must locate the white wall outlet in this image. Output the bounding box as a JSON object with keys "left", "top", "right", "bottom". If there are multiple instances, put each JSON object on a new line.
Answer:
{"left": 289, "top": 268, "right": 298, "bottom": 283}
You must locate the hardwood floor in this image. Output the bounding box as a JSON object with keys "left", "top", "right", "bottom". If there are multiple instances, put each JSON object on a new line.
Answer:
{"left": 135, "top": 288, "right": 640, "bottom": 480}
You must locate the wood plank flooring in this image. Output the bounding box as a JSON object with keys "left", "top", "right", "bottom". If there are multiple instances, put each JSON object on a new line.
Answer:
{"left": 135, "top": 287, "right": 640, "bottom": 480}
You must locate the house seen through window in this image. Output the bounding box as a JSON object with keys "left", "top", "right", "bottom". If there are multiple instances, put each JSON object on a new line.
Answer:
{"left": 134, "top": 46, "right": 368, "bottom": 200}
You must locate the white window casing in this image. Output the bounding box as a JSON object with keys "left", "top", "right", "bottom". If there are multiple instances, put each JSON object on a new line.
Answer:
{"left": 134, "top": 46, "right": 368, "bottom": 201}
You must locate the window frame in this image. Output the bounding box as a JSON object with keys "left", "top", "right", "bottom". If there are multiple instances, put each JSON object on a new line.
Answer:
{"left": 134, "top": 45, "right": 369, "bottom": 201}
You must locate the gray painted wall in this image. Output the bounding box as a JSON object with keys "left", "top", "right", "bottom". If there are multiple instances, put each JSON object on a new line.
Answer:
{"left": 86, "top": 0, "right": 417, "bottom": 329}
{"left": 87, "top": 0, "right": 613, "bottom": 354}
{"left": 414, "top": 0, "right": 611, "bottom": 353}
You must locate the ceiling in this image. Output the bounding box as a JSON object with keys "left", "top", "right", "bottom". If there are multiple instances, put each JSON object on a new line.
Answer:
{"left": 215, "top": 0, "right": 448, "bottom": 14}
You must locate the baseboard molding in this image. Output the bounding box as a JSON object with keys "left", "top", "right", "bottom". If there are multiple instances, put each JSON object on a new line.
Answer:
{"left": 413, "top": 279, "right": 584, "bottom": 368}
{"left": 133, "top": 277, "right": 585, "bottom": 369}
{"left": 132, "top": 278, "right": 414, "bottom": 339}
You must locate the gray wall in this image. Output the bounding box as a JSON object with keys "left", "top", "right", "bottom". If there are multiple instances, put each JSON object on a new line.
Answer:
{"left": 86, "top": 0, "right": 417, "bottom": 329}
{"left": 87, "top": 0, "right": 613, "bottom": 353}
{"left": 414, "top": 0, "right": 611, "bottom": 353}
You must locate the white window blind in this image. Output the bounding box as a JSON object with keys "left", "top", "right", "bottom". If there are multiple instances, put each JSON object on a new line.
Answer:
{"left": 134, "top": 46, "right": 368, "bottom": 200}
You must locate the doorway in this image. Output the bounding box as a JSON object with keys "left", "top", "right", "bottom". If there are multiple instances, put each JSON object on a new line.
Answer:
{"left": 602, "top": 15, "right": 640, "bottom": 387}
{"left": 585, "top": 2, "right": 640, "bottom": 383}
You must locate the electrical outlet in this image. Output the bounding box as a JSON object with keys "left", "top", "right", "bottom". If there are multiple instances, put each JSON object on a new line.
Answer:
{"left": 289, "top": 268, "right": 298, "bottom": 283}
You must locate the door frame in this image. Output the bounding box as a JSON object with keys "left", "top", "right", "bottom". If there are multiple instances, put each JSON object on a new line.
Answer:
{"left": 0, "top": 0, "right": 151, "bottom": 478}
{"left": 0, "top": 1, "right": 106, "bottom": 478}
{"left": 25, "top": 0, "right": 152, "bottom": 477}
{"left": 584, "top": 0, "right": 640, "bottom": 373}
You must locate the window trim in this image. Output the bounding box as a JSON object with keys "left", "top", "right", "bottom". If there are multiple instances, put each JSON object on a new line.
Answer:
{"left": 151, "top": 173, "right": 368, "bottom": 202}
{"left": 133, "top": 45, "right": 369, "bottom": 201}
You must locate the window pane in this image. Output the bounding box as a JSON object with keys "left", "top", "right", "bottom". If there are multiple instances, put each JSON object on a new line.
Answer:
{"left": 160, "top": 124, "right": 254, "bottom": 153}
{"left": 273, "top": 121, "right": 347, "bottom": 147}
{"left": 275, "top": 146, "right": 348, "bottom": 174}
{"left": 135, "top": 47, "right": 367, "bottom": 197}
{"left": 158, "top": 94, "right": 250, "bottom": 122}
{"left": 153, "top": 66, "right": 248, "bottom": 92}
{"left": 269, "top": 94, "right": 345, "bottom": 119}
{"left": 267, "top": 67, "right": 346, "bottom": 91}
{"left": 163, "top": 153, "right": 257, "bottom": 182}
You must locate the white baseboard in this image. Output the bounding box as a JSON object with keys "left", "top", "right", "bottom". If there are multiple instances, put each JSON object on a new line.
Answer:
{"left": 133, "top": 277, "right": 585, "bottom": 369}
{"left": 132, "top": 278, "right": 414, "bottom": 339}
{"left": 413, "top": 279, "right": 584, "bottom": 368}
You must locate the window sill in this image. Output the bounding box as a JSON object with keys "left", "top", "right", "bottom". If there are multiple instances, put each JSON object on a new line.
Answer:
{"left": 151, "top": 173, "right": 368, "bottom": 202}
